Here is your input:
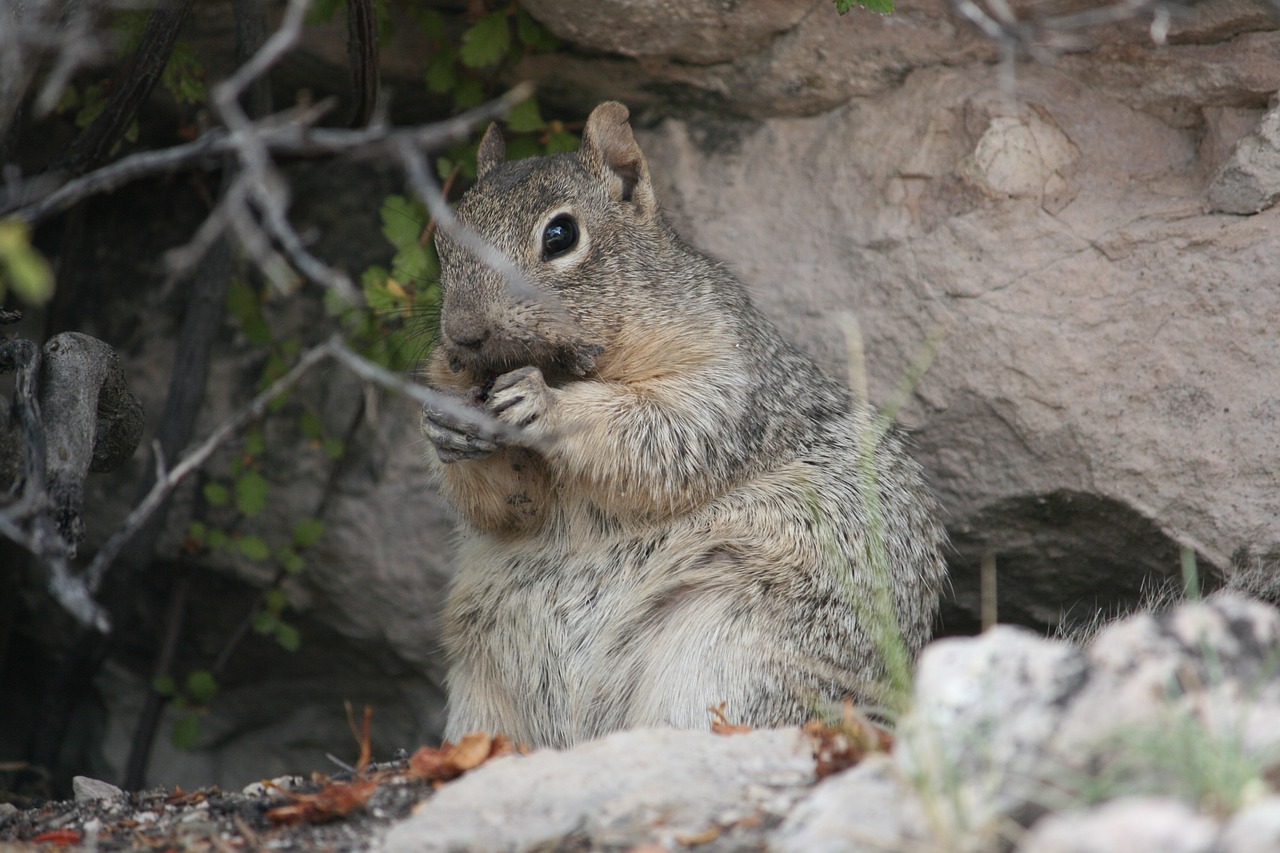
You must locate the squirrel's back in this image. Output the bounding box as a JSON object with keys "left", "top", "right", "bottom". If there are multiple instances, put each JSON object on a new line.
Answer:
{"left": 419, "top": 102, "right": 947, "bottom": 746}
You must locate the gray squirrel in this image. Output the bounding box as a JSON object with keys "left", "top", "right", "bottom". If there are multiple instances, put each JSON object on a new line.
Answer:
{"left": 420, "top": 101, "right": 947, "bottom": 747}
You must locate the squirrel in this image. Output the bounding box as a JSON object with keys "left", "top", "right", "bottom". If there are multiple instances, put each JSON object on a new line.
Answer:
{"left": 420, "top": 101, "right": 947, "bottom": 748}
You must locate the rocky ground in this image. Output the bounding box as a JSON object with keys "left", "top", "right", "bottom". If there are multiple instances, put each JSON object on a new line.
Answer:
{"left": 5, "top": 593, "right": 1280, "bottom": 852}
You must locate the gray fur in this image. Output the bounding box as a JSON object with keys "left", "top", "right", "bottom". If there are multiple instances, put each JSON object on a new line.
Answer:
{"left": 420, "top": 102, "right": 947, "bottom": 747}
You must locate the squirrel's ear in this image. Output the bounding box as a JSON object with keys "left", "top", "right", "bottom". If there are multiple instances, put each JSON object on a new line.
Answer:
{"left": 476, "top": 122, "right": 506, "bottom": 180}
{"left": 579, "top": 102, "right": 655, "bottom": 215}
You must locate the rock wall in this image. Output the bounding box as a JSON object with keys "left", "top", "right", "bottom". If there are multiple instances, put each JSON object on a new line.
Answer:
{"left": 513, "top": 0, "right": 1280, "bottom": 632}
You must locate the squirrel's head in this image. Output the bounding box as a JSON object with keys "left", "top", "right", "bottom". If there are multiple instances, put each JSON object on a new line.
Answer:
{"left": 435, "top": 101, "right": 663, "bottom": 383}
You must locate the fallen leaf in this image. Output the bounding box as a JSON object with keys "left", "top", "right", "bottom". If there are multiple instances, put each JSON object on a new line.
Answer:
{"left": 675, "top": 824, "right": 723, "bottom": 845}
{"left": 803, "top": 701, "right": 894, "bottom": 779}
{"left": 407, "top": 731, "right": 517, "bottom": 784}
{"left": 33, "top": 829, "right": 82, "bottom": 846}
{"left": 708, "top": 702, "right": 752, "bottom": 735}
{"left": 265, "top": 778, "right": 378, "bottom": 826}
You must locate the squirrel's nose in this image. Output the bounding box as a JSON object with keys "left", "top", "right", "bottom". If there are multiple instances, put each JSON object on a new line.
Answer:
{"left": 449, "top": 325, "right": 491, "bottom": 350}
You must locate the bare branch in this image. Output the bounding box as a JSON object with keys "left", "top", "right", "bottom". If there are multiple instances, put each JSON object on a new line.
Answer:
{"left": 59, "top": 0, "right": 199, "bottom": 176}
{"left": 0, "top": 337, "right": 109, "bottom": 631}
{"left": 346, "top": 0, "right": 380, "bottom": 128}
{"left": 394, "top": 135, "right": 540, "bottom": 303}
{"left": 81, "top": 336, "right": 518, "bottom": 597}
{"left": 81, "top": 337, "right": 334, "bottom": 594}
{"left": 3, "top": 87, "right": 534, "bottom": 222}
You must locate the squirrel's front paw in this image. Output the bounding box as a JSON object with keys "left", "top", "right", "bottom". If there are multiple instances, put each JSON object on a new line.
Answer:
{"left": 487, "top": 366, "right": 556, "bottom": 443}
{"left": 421, "top": 386, "right": 500, "bottom": 464}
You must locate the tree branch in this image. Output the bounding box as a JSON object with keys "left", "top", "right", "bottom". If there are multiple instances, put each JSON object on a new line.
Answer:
{"left": 3, "top": 86, "right": 533, "bottom": 224}
{"left": 346, "top": 0, "right": 380, "bottom": 128}
{"left": 58, "top": 0, "right": 199, "bottom": 176}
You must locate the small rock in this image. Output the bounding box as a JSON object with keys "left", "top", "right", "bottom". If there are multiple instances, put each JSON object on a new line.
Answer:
{"left": 768, "top": 754, "right": 930, "bottom": 853}
{"left": 1208, "top": 103, "right": 1280, "bottom": 214}
{"left": 72, "top": 776, "right": 126, "bottom": 803}
{"left": 1018, "top": 797, "right": 1218, "bottom": 853}
{"left": 381, "top": 727, "right": 815, "bottom": 853}
{"left": 896, "top": 626, "right": 1088, "bottom": 837}
{"left": 242, "top": 775, "right": 307, "bottom": 799}
{"left": 1220, "top": 796, "right": 1280, "bottom": 853}
{"left": 0, "top": 803, "right": 18, "bottom": 825}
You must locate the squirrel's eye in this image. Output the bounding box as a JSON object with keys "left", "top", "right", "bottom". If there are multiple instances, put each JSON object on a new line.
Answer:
{"left": 542, "top": 215, "right": 578, "bottom": 259}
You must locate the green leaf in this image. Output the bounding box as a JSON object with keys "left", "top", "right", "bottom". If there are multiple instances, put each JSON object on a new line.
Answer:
{"left": 237, "top": 535, "right": 271, "bottom": 561}
{"left": 459, "top": 11, "right": 511, "bottom": 68}
{"left": 504, "top": 135, "right": 541, "bottom": 161}
{"left": 515, "top": 9, "right": 560, "bottom": 51}
{"left": 322, "top": 438, "right": 346, "bottom": 461}
{"left": 226, "top": 280, "right": 271, "bottom": 344}
{"left": 278, "top": 549, "right": 306, "bottom": 575}
{"left": 435, "top": 157, "right": 454, "bottom": 180}
{"left": 424, "top": 49, "right": 457, "bottom": 94}
{"left": 267, "top": 391, "right": 291, "bottom": 414}
{"left": 162, "top": 42, "right": 206, "bottom": 105}
{"left": 234, "top": 470, "right": 269, "bottom": 517}
{"left": 452, "top": 77, "right": 485, "bottom": 110}
{"left": 391, "top": 244, "right": 434, "bottom": 285}
{"left": 244, "top": 430, "right": 266, "bottom": 457}
{"left": 835, "top": 0, "right": 893, "bottom": 11}
{"left": 207, "top": 528, "right": 228, "bottom": 549}
{"left": 413, "top": 7, "right": 447, "bottom": 39}
{"left": 171, "top": 714, "right": 201, "bottom": 750}
{"left": 55, "top": 85, "right": 79, "bottom": 113}
{"left": 380, "top": 195, "right": 426, "bottom": 250}
{"left": 324, "top": 286, "right": 351, "bottom": 317}
{"left": 544, "top": 130, "right": 580, "bottom": 154}
{"left": 0, "top": 219, "right": 55, "bottom": 304}
{"left": 186, "top": 521, "right": 207, "bottom": 544}
{"left": 264, "top": 587, "right": 288, "bottom": 613}
{"left": 74, "top": 84, "right": 107, "bottom": 129}
{"left": 184, "top": 670, "right": 218, "bottom": 704}
{"left": 253, "top": 611, "right": 277, "bottom": 634}
{"left": 306, "top": 0, "right": 344, "bottom": 25}
{"left": 505, "top": 98, "right": 545, "bottom": 133}
{"left": 227, "top": 277, "right": 257, "bottom": 317}
{"left": 152, "top": 675, "right": 177, "bottom": 696}
{"left": 203, "top": 481, "right": 230, "bottom": 507}
{"left": 274, "top": 622, "right": 301, "bottom": 652}
{"left": 292, "top": 517, "right": 326, "bottom": 548}
{"left": 299, "top": 410, "right": 325, "bottom": 440}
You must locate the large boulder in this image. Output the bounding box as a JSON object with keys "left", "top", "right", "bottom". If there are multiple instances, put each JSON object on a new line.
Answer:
{"left": 632, "top": 49, "right": 1280, "bottom": 632}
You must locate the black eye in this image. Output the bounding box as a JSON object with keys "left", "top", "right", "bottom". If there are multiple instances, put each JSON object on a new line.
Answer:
{"left": 542, "top": 215, "right": 578, "bottom": 259}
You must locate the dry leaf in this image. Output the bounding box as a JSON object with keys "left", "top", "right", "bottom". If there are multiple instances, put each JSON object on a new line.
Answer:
{"left": 803, "top": 701, "right": 894, "bottom": 779}
{"left": 32, "top": 829, "right": 82, "bottom": 846}
{"left": 407, "top": 731, "right": 517, "bottom": 784}
{"left": 265, "top": 778, "right": 378, "bottom": 826}
{"left": 675, "top": 824, "right": 723, "bottom": 845}
{"left": 708, "top": 702, "right": 752, "bottom": 735}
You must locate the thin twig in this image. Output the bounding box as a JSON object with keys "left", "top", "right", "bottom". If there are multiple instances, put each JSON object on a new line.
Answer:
{"left": 82, "top": 339, "right": 334, "bottom": 593}
{"left": 81, "top": 336, "right": 516, "bottom": 597}
{"left": 394, "top": 135, "right": 540, "bottom": 302}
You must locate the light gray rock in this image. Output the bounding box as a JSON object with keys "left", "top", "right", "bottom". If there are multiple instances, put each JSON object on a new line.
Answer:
{"left": 381, "top": 728, "right": 815, "bottom": 853}
{"left": 768, "top": 754, "right": 931, "bottom": 853}
{"left": 896, "top": 627, "right": 1087, "bottom": 842}
{"left": 1055, "top": 594, "right": 1280, "bottom": 762}
{"left": 1017, "top": 798, "right": 1219, "bottom": 853}
{"left": 72, "top": 775, "right": 126, "bottom": 803}
{"left": 867, "top": 597, "right": 1280, "bottom": 850}
{"left": 1220, "top": 797, "right": 1280, "bottom": 853}
{"left": 1208, "top": 102, "right": 1280, "bottom": 214}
